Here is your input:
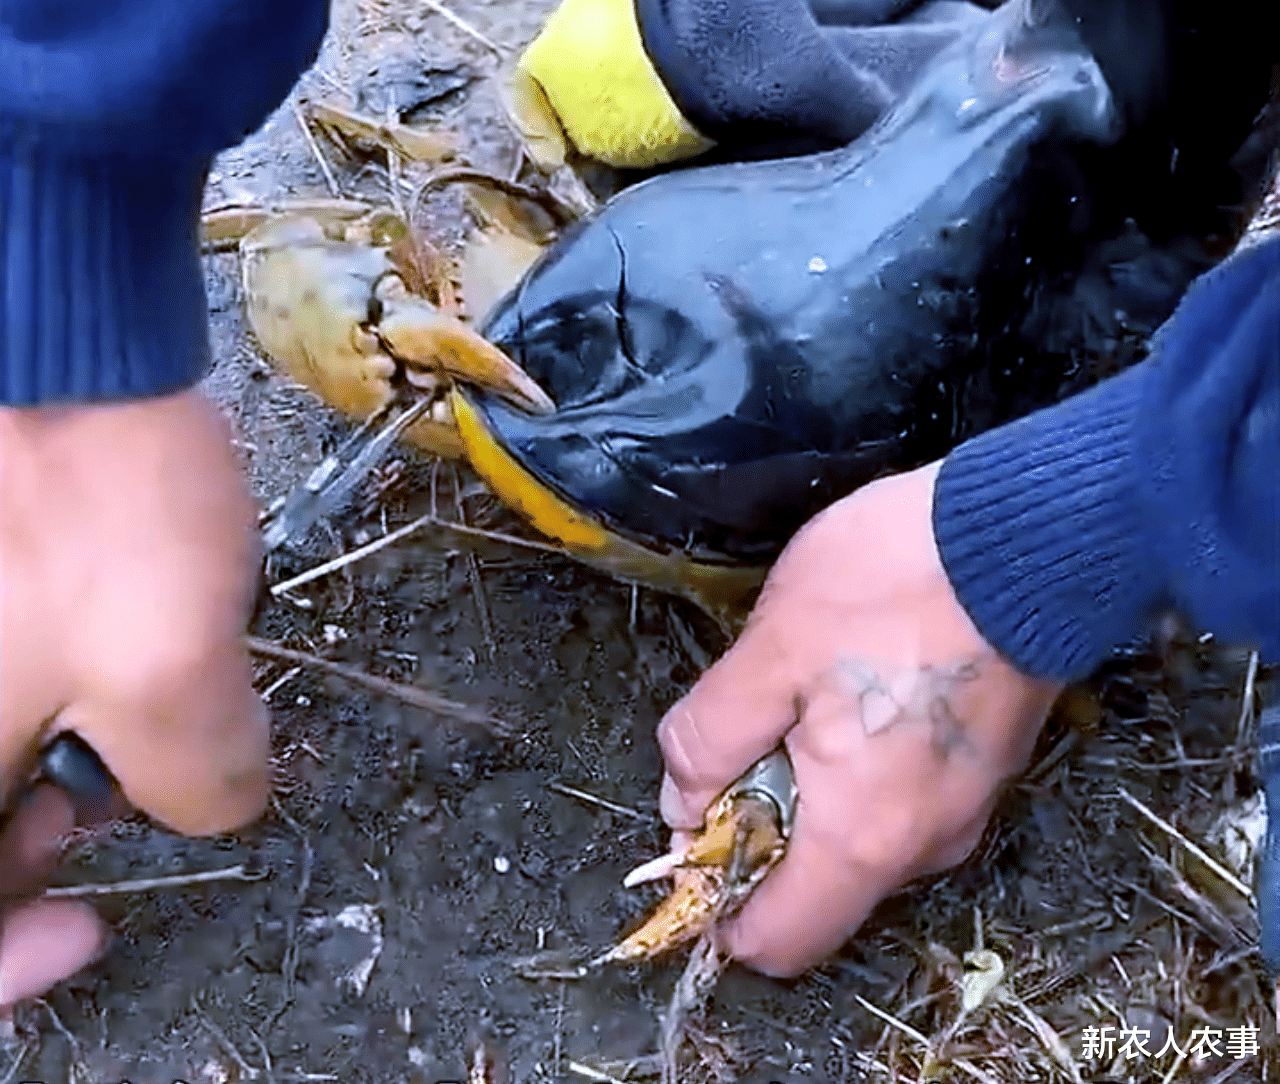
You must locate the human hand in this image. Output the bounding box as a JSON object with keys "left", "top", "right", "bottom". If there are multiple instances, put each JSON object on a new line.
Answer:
{"left": 0, "top": 388, "right": 270, "bottom": 1008}
{"left": 657, "top": 461, "right": 1063, "bottom": 976}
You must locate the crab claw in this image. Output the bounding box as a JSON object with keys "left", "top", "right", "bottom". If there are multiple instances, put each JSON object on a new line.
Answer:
{"left": 239, "top": 213, "right": 554, "bottom": 461}
{"left": 597, "top": 751, "right": 794, "bottom": 965}
{"left": 375, "top": 279, "right": 555, "bottom": 416}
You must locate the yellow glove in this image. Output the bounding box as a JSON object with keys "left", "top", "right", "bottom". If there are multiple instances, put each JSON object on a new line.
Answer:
{"left": 507, "top": 0, "right": 715, "bottom": 170}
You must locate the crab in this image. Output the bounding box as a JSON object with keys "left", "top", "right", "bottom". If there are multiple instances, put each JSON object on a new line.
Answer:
{"left": 201, "top": 100, "right": 587, "bottom": 520}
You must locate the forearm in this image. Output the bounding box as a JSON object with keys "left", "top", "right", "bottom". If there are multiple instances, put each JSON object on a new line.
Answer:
{"left": 0, "top": 0, "right": 329, "bottom": 407}
{"left": 933, "top": 233, "right": 1280, "bottom": 682}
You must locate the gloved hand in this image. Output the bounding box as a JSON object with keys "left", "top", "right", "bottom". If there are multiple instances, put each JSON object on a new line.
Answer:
{"left": 0, "top": 388, "right": 269, "bottom": 1008}
{"left": 657, "top": 462, "right": 1061, "bottom": 975}
{"left": 507, "top": 0, "right": 988, "bottom": 170}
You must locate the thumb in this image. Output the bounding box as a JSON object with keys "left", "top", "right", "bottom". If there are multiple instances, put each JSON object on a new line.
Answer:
{"left": 657, "top": 617, "right": 798, "bottom": 829}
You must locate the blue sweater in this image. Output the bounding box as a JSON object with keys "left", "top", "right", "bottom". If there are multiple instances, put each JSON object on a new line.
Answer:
{"left": 0, "top": 0, "right": 329, "bottom": 404}
{"left": 1, "top": 0, "right": 1275, "bottom": 678}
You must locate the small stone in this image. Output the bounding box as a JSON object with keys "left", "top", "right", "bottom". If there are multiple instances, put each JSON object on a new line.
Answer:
{"left": 808, "top": 256, "right": 828, "bottom": 273}
{"left": 493, "top": 855, "right": 511, "bottom": 874}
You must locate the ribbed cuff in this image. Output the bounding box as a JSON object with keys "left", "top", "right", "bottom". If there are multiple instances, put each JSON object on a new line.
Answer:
{"left": 0, "top": 145, "right": 213, "bottom": 406}
{"left": 932, "top": 362, "right": 1162, "bottom": 682}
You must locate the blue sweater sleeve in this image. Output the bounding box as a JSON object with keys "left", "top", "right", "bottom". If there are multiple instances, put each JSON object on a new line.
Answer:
{"left": 933, "top": 233, "right": 1280, "bottom": 682}
{"left": 0, "top": 0, "right": 330, "bottom": 406}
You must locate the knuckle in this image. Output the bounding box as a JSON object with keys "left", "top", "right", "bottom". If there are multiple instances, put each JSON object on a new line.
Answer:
{"left": 662, "top": 696, "right": 746, "bottom": 782}
{"left": 658, "top": 702, "right": 736, "bottom": 800}
{"left": 656, "top": 718, "right": 713, "bottom": 828}
{"left": 727, "top": 919, "right": 801, "bottom": 978}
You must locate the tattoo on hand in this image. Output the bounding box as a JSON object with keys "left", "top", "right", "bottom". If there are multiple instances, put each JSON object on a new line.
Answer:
{"left": 928, "top": 695, "right": 975, "bottom": 760}
{"left": 835, "top": 657, "right": 981, "bottom": 762}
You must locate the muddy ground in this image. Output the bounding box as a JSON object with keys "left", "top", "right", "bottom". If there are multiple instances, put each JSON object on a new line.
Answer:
{"left": 5, "top": 2, "right": 1280, "bottom": 1082}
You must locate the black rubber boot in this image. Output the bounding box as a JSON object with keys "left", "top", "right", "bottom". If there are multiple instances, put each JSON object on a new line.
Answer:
{"left": 464, "top": 0, "right": 1275, "bottom": 564}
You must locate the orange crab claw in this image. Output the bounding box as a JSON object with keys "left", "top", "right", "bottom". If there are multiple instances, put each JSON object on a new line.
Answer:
{"left": 595, "top": 752, "right": 796, "bottom": 965}
{"left": 375, "top": 282, "right": 555, "bottom": 416}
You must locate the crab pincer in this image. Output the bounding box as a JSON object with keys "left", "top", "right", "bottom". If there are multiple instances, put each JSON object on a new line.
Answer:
{"left": 596, "top": 749, "right": 797, "bottom": 965}
{"left": 239, "top": 213, "right": 554, "bottom": 461}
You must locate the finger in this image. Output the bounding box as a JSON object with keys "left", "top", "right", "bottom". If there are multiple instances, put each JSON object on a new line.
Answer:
{"left": 0, "top": 785, "right": 75, "bottom": 899}
{"left": 62, "top": 640, "right": 270, "bottom": 837}
{"left": 718, "top": 800, "right": 901, "bottom": 978}
{"left": 657, "top": 624, "right": 799, "bottom": 830}
{"left": 0, "top": 899, "right": 108, "bottom": 1007}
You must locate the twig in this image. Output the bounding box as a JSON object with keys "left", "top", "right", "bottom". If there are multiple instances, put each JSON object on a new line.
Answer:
{"left": 414, "top": 168, "right": 580, "bottom": 228}
{"left": 250, "top": 1028, "right": 277, "bottom": 1084}
{"left": 35, "top": 1000, "right": 87, "bottom": 1084}
{"left": 261, "top": 665, "right": 304, "bottom": 703}
{"left": 193, "top": 1000, "right": 260, "bottom": 1080}
{"left": 549, "top": 783, "right": 654, "bottom": 823}
{"left": 245, "top": 636, "right": 513, "bottom": 735}
{"left": 567, "top": 1062, "right": 633, "bottom": 1084}
{"left": 291, "top": 101, "right": 341, "bottom": 198}
{"left": 553, "top": 982, "right": 566, "bottom": 1079}
{"left": 269, "top": 794, "right": 314, "bottom": 1021}
{"left": 44, "top": 864, "right": 257, "bottom": 898}
{"left": 1204, "top": 1058, "right": 1247, "bottom": 1084}
{"left": 1236, "top": 650, "right": 1259, "bottom": 743}
{"left": 465, "top": 549, "right": 495, "bottom": 655}
{"left": 853, "top": 995, "right": 930, "bottom": 1047}
{"left": 1105, "top": 753, "right": 1255, "bottom": 771}
{"left": 454, "top": 465, "right": 496, "bottom": 660}
{"left": 269, "top": 511, "right": 561, "bottom": 596}
{"left": 0, "top": 1042, "right": 29, "bottom": 1084}
{"left": 384, "top": 98, "right": 407, "bottom": 223}
{"left": 1117, "top": 789, "right": 1255, "bottom": 903}
{"left": 1159, "top": 1045, "right": 1187, "bottom": 1084}
{"left": 1116, "top": 878, "right": 1208, "bottom": 936}
{"left": 419, "top": 0, "right": 505, "bottom": 57}
{"left": 660, "top": 935, "right": 724, "bottom": 1084}
{"left": 852, "top": 997, "right": 996, "bottom": 1084}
